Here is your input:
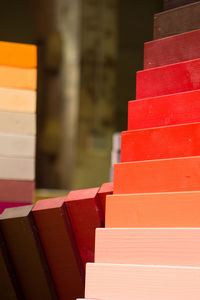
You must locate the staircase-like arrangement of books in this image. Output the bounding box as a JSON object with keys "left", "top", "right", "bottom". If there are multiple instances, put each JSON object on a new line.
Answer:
{"left": 83, "top": 1, "right": 200, "bottom": 299}
{"left": 2, "top": 1, "right": 200, "bottom": 299}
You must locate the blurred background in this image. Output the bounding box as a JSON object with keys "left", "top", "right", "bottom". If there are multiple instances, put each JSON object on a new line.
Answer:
{"left": 0, "top": 0, "right": 162, "bottom": 191}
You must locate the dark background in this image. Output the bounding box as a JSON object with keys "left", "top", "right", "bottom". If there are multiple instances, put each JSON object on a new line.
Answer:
{"left": 0, "top": 0, "right": 162, "bottom": 190}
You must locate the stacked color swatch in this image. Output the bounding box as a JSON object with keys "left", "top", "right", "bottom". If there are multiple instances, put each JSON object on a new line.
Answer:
{"left": 0, "top": 42, "right": 37, "bottom": 213}
{"left": 84, "top": 1, "right": 200, "bottom": 299}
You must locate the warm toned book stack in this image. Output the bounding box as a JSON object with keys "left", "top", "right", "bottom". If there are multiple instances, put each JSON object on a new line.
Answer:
{"left": 0, "top": 42, "right": 37, "bottom": 214}
{"left": 83, "top": 1, "right": 200, "bottom": 299}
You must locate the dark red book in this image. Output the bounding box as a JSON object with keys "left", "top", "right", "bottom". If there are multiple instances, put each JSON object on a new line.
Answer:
{"left": 98, "top": 182, "right": 113, "bottom": 214}
{"left": 144, "top": 29, "right": 200, "bottom": 69}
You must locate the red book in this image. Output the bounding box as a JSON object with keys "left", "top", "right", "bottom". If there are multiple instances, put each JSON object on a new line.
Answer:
{"left": 128, "top": 90, "right": 200, "bottom": 130}
{"left": 121, "top": 122, "right": 200, "bottom": 162}
{"left": 65, "top": 188, "right": 104, "bottom": 268}
{"left": 32, "top": 197, "right": 84, "bottom": 300}
{"left": 0, "top": 180, "right": 34, "bottom": 203}
{"left": 98, "top": 182, "right": 113, "bottom": 214}
{"left": 136, "top": 58, "right": 200, "bottom": 99}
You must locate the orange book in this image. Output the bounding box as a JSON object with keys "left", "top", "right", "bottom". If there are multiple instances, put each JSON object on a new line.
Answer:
{"left": 106, "top": 191, "right": 200, "bottom": 228}
{"left": 114, "top": 156, "right": 200, "bottom": 194}
{"left": 0, "top": 66, "right": 36, "bottom": 90}
{"left": 0, "top": 41, "right": 37, "bottom": 68}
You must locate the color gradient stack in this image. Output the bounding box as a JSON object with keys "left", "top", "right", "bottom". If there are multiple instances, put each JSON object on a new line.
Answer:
{"left": 0, "top": 42, "right": 37, "bottom": 214}
{"left": 84, "top": 2, "right": 200, "bottom": 299}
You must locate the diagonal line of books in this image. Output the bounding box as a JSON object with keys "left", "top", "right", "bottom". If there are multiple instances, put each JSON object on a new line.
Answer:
{"left": 0, "top": 183, "right": 112, "bottom": 299}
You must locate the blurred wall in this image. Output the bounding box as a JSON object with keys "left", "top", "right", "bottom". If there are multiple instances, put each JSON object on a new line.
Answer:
{"left": 73, "top": 0, "right": 118, "bottom": 189}
{"left": 31, "top": 0, "right": 82, "bottom": 189}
